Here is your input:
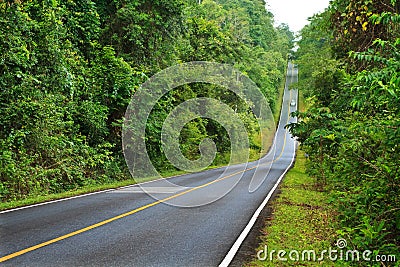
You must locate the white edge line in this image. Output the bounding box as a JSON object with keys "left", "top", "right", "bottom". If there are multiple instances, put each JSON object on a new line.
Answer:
{"left": 219, "top": 62, "right": 297, "bottom": 267}
{"left": 218, "top": 140, "right": 296, "bottom": 267}
{"left": 0, "top": 157, "right": 228, "bottom": 214}
{"left": 0, "top": 162, "right": 243, "bottom": 214}
{"left": 0, "top": 189, "right": 115, "bottom": 214}
{"left": 0, "top": 156, "right": 258, "bottom": 214}
{"left": 0, "top": 172, "right": 195, "bottom": 214}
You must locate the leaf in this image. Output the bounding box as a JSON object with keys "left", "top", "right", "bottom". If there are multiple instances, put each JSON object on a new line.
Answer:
{"left": 362, "top": 22, "right": 368, "bottom": 31}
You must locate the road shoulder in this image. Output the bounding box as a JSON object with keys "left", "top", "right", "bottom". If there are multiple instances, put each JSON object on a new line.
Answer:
{"left": 231, "top": 151, "right": 340, "bottom": 266}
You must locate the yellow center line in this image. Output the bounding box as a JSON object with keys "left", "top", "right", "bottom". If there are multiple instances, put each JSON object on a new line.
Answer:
{"left": 0, "top": 165, "right": 255, "bottom": 263}
{"left": 0, "top": 64, "right": 297, "bottom": 263}
{"left": 264, "top": 63, "right": 293, "bottom": 165}
{"left": 272, "top": 88, "right": 292, "bottom": 163}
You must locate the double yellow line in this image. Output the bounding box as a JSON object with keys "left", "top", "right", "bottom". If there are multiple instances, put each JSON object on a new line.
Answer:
{"left": 0, "top": 65, "right": 296, "bottom": 263}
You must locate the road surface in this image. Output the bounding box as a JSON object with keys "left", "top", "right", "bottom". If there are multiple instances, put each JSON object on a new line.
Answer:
{"left": 0, "top": 63, "right": 298, "bottom": 267}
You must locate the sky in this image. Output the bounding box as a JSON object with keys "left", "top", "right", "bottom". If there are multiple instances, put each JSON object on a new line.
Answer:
{"left": 266, "top": 0, "right": 331, "bottom": 34}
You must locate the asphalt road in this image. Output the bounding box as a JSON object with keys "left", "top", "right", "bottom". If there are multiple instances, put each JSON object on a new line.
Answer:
{"left": 0, "top": 63, "right": 298, "bottom": 267}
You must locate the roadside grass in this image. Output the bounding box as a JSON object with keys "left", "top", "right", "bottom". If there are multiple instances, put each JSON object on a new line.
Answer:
{"left": 0, "top": 177, "right": 144, "bottom": 211}
{"left": 246, "top": 85, "right": 341, "bottom": 266}
{"left": 298, "top": 87, "right": 305, "bottom": 112}
{"left": 245, "top": 152, "right": 340, "bottom": 266}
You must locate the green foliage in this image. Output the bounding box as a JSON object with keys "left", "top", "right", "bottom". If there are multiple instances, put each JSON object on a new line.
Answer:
{"left": 99, "top": 0, "right": 185, "bottom": 69}
{"left": 288, "top": 0, "right": 400, "bottom": 260}
{"left": 0, "top": 1, "right": 130, "bottom": 201}
{"left": 329, "top": 0, "right": 399, "bottom": 68}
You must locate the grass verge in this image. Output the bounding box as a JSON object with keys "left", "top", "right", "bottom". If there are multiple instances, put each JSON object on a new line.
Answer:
{"left": 245, "top": 151, "right": 340, "bottom": 266}
{"left": 0, "top": 177, "right": 144, "bottom": 211}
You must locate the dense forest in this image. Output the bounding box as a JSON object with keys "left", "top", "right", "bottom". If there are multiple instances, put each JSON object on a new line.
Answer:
{"left": 288, "top": 0, "right": 399, "bottom": 259}
{"left": 0, "top": 0, "right": 293, "bottom": 201}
